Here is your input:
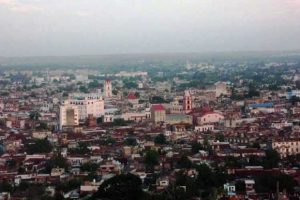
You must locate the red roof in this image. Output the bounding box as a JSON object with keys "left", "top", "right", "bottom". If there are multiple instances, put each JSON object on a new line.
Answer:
{"left": 152, "top": 104, "right": 165, "bottom": 111}
{"left": 128, "top": 92, "right": 137, "bottom": 100}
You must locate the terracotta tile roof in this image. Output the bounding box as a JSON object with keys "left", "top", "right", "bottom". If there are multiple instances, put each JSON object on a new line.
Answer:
{"left": 152, "top": 104, "right": 165, "bottom": 111}
{"left": 127, "top": 92, "right": 137, "bottom": 100}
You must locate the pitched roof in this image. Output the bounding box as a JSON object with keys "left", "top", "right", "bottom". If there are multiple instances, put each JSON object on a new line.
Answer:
{"left": 152, "top": 104, "right": 165, "bottom": 111}
{"left": 128, "top": 92, "right": 137, "bottom": 100}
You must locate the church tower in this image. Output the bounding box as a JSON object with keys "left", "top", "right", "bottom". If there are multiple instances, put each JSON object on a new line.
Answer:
{"left": 183, "top": 90, "right": 192, "bottom": 113}
{"left": 104, "top": 80, "right": 112, "bottom": 98}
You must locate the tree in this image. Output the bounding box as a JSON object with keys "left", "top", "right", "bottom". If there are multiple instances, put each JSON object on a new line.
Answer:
{"left": 174, "top": 171, "right": 199, "bottom": 199}
{"left": 105, "top": 137, "right": 116, "bottom": 145}
{"left": 62, "top": 92, "right": 69, "bottom": 97}
{"left": 69, "top": 142, "right": 90, "bottom": 155}
{"left": 191, "top": 141, "right": 203, "bottom": 154}
{"left": 215, "top": 134, "right": 225, "bottom": 142}
{"left": 150, "top": 96, "right": 168, "bottom": 104}
{"left": 195, "top": 164, "right": 228, "bottom": 199}
{"left": 79, "top": 85, "right": 88, "bottom": 93}
{"left": 29, "top": 111, "right": 40, "bottom": 121}
{"left": 0, "top": 180, "right": 13, "bottom": 193}
{"left": 96, "top": 117, "right": 103, "bottom": 124}
{"left": 255, "top": 173, "right": 297, "bottom": 193}
{"left": 56, "top": 178, "right": 82, "bottom": 193}
{"left": 124, "top": 137, "right": 137, "bottom": 146}
{"left": 46, "top": 153, "right": 69, "bottom": 173}
{"left": 196, "top": 164, "right": 215, "bottom": 189}
{"left": 224, "top": 156, "right": 241, "bottom": 168}
{"left": 145, "top": 149, "right": 159, "bottom": 170}
{"left": 154, "top": 134, "right": 167, "bottom": 145}
{"left": 247, "top": 83, "right": 260, "bottom": 98}
{"left": 88, "top": 80, "right": 99, "bottom": 89}
{"left": 80, "top": 162, "right": 99, "bottom": 181}
{"left": 251, "top": 142, "right": 260, "bottom": 149}
{"left": 290, "top": 95, "right": 300, "bottom": 105}
{"left": 263, "top": 149, "right": 280, "bottom": 169}
{"left": 81, "top": 162, "right": 99, "bottom": 172}
{"left": 36, "top": 122, "right": 48, "bottom": 130}
{"left": 135, "top": 92, "right": 140, "bottom": 98}
{"left": 123, "top": 81, "right": 138, "bottom": 89}
{"left": 92, "top": 174, "right": 145, "bottom": 200}
{"left": 112, "top": 89, "right": 118, "bottom": 95}
{"left": 112, "top": 118, "right": 131, "bottom": 126}
{"left": 15, "top": 183, "right": 46, "bottom": 200}
{"left": 6, "top": 159, "right": 16, "bottom": 169}
{"left": 26, "top": 138, "right": 52, "bottom": 154}
{"left": 248, "top": 156, "right": 263, "bottom": 166}
{"left": 235, "top": 180, "right": 245, "bottom": 193}
{"left": 177, "top": 155, "right": 192, "bottom": 169}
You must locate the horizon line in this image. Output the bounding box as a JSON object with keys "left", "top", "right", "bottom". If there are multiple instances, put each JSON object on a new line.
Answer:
{"left": 1, "top": 49, "right": 300, "bottom": 59}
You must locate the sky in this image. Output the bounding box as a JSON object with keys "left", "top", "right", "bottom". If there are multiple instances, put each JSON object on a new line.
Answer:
{"left": 0, "top": 0, "right": 300, "bottom": 57}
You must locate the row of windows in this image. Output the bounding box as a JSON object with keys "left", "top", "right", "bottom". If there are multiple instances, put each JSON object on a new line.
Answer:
{"left": 280, "top": 148, "right": 300, "bottom": 153}
{"left": 195, "top": 126, "right": 213, "bottom": 132}
{"left": 275, "top": 141, "right": 300, "bottom": 146}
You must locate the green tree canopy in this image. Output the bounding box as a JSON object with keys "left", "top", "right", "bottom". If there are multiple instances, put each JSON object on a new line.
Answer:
{"left": 263, "top": 149, "right": 280, "bottom": 169}
{"left": 145, "top": 149, "right": 159, "bottom": 170}
{"left": 45, "top": 153, "right": 69, "bottom": 173}
{"left": 124, "top": 137, "right": 137, "bottom": 146}
{"left": 26, "top": 138, "right": 52, "bottom": 154}
{"left": 92, "top": 174, "right": 145, "bottom": 200}
{"left": 191, "top": 141, "right": 203, "bottom": 154}
{"left": 154, "top": 134, "right": 167, "bottom": 145}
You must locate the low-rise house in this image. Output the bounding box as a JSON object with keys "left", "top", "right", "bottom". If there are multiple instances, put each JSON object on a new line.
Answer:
{"left": 194, "top": 124, "right": 214, "bottom": 133}
{"left": 51, "top": 167, "right": 65, "bottom": 176}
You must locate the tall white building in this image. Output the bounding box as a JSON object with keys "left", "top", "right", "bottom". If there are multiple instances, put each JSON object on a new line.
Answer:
{"left": 104, "top": 80, "right": 112, "bottom": 98}
{"left": 59, "top": 104, "right": 79, "bottom": 130}
{"left": 62, "top": 93, "right": 105, "bottom": 121}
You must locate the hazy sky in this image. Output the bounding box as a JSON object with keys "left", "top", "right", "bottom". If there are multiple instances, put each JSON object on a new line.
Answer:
{"left": 0, "top": 0, "right": 300, "bottom": 57}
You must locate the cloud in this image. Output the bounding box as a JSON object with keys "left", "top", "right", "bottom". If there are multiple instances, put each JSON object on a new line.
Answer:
{"left": 0, "top": 0, "right": 14, "bottom": 5}
{"left": 289, "top": 0, "right": 300, "bottom": 5}
{"left": 286, "top": 0, "right": 300, "bottom": 10}
{"left": 0, "top": 0, "right": 43, "bottom": 13}
{"left": 74, "top": 11, "right": 92, "bottom": 17}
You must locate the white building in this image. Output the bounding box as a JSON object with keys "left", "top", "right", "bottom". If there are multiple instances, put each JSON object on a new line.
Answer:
{"left": 169, "top": 98, "right": 184, "bottom": 114}
{"left": 103, "top": 108, "right": 119, "bottom": 123}
{"left": 197, "top": 112, "right": 224, "bottom": 125}
{"left": 272, "top": 139, "right": 300, "bottom": 157}
{"left": 122, "top": 111, "right": 151, "bottom": 122}
{"left": 245, "top": 179, "right": 255, "bottom": 195}
{"left": 195, "top": 125, "right": 214, "bottom": 132}
{"left": 62, "top": 93, "right": 104, "bottom": 121}
{"left": 115, "top": 71, "right": 148, "bottom": 77}
{"left": 215, "top": 82, "right": 231, "bottom": 98}
{"left": 59, "top": 104, "right": 79, "bottom": 130}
